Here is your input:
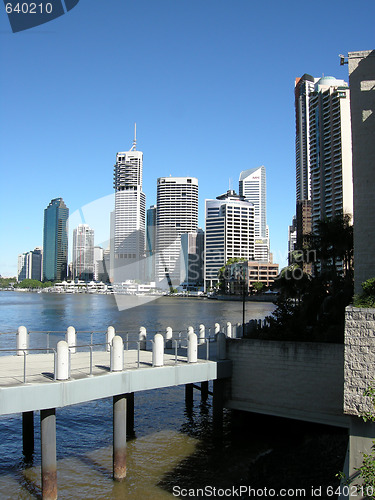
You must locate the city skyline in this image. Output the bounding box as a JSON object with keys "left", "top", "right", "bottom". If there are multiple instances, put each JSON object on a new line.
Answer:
{"left": 1, "top": 1, "right": 374, "bottom": 276}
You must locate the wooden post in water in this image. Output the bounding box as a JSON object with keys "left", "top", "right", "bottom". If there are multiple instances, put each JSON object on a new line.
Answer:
{"left": 40, "top": 408, "right": 57, "bottom": 500}
{"left": 113, "top": 394, "right": 127, "bottom": 481}
{"left": 22, "top": 411, "right": 34, "bottom": 460}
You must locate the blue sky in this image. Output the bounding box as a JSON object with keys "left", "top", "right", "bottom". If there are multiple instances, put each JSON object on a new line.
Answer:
{"left": 0, "top": 0, "right": 374, "bottom": 277}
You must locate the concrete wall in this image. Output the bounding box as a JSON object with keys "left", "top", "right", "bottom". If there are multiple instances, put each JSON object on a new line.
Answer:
{"left": 226, "top": 338, "right": 347, "bottom": 427}
{"left": 348, "top": 50, "right": 375, "bottom": 294}
{"left": 344, "top": 306, "right": 375, "bottom": 416}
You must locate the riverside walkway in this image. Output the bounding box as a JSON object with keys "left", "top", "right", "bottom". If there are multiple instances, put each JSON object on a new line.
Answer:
{"left": 0, "top": 324, "right": 233, "bottom": 500}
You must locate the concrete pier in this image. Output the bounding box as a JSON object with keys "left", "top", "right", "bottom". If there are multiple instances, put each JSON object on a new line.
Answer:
{"left": 40, "top": 408, "right": 57, "bottom": 500}
{"left": 113, "top": 394, "right": 127, "bottom": 481}
{"left": 22, "top": 411, "right": 34, "bottom": 460}
{"left": 213, "top": 379, "right": 225, "bottom": 434}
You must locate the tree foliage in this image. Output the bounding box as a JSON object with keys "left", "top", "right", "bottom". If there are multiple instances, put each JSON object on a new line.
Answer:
{"left": 248, "top": 215, "right": 354, "bottom": 343}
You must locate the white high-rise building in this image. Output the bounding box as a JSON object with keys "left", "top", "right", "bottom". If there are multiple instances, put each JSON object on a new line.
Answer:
{"left": 309, "top": 76, "right": 353, "bottom": 231}
{"left": 113, "top": 126, "right": 146, "bottom": 282}
{"left": 155, "top": 177, "right": 198, "bottom": 289}
{"left": 239, "top": 166, "right": 269, "bottom": 262}
{"left": 204, "top": 190, "right": 255, "bottom": 291}
{"left": 17, "top": 248, "right": 43, "bottom": 282}
{"left": 73, "top": 224, "right": 94, "bottom": 280}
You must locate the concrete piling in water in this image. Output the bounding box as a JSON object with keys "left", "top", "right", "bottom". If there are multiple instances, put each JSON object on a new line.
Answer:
{"left": 41, "top": 408, "right": 57, "bottom": 500}
{"left": 111, "top": 336, "right": 124, "bottom": 372}
{"left": 17, "top": 326, "right": 28, "bottom": 356}
{"left": 125, "top": 393, "right": 135, "bottom": 435}
{"left": 152, "top": 334, "right": 164, "bottom": 367}
{"left": 22, "top": 411, "right": 34, "bottom": 460}
{"left": 106, "top": 326, "right": 115, "bottom": 352}
{"left": 139, "top": 327, "right": 147, "bottom": 350}
{"left": 185, "top": 383, "right": 194, "bottom": 407}
{"left": 165, "top": 327, "right": 173, "bottom": 349}
{"left": 199, "top": 324, "right": 205, "bottom": 345}
{"left": 56, "top": 341, "right": 69, "bottom": 380}
{"left": 201, "top": 381, "right": 209, "bottom": 401}
{"left": 65, "top": 326, "right": 76, "bottom": 354}
{"left": 187, "top": 332, "right": 198, "bottom": 363}
{"left": 213, "top": 379, "right": 225, "bottom": 436}
{"left": 113, "top": 394, "right": 127, "bottom": 481}
{"left": 217, "top": 332, "right": 226, "bottom": 360}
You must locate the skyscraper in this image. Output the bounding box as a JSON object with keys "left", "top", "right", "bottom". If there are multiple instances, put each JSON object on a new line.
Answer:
{"left": 113, "top": 126, "right": 146, "bottom": 282}
{"left": 155, "top": 177, "right": 198, "bottom": 288}
{"left": 72, "top": 224, "right": 94, "bottom": 280}
{"left": 239, "top": 166, "right": 268, "bottom": 262}
{"left": 43, "top": 198, "right": 69, "bottom": 281}
{"left": 309, "top": 76, "right": 353, "bottom": 231}
{"left": 295, "top": 74, "right": 319, "bottom": 203}
{"left": 146, "top": 205, "right": 157, "bottom": 282}
{"left": 180, "top": 229, "right": 204, "bottom": 289}
{"left": 204, "top": 190, "right": 255, "bottom": 291}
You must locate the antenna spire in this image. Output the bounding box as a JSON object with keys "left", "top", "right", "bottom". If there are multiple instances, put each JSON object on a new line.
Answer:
{"left": 131, "top": 122, "right": 137, "bottom": 150}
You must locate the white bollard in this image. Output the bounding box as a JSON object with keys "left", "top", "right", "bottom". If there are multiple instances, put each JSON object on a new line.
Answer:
{"left": 187, "top": 326, "right": 194, "bottom": 336}
{"left": 65, "top": 326, "right": 76, "bottom": 354}
{"left": 188, "top": 333, "right": 198, "bottom": 363}
{"left": 217, "top": 332, "right": 226, "bottom": 360}
{"left": 153, "top": 334, "right": 164, "bottom": 367}
{"left": 166, "top": 327, "right": 173, "bottom": 349}
{"left": 17, "top": 326, "right": 28, "bottom": 356}
{"left": 56, "top": 340, "right": 69, "bottom": 380}
{"left": 139, "top": 326, "right": 147, "bottom": 350}
{"left": 199, "top": 324, "right": 205, "bottom": 345}
{"left": 226, "top": 321, "right": 232, "bottom": 338}
{"left": 110, "top": 335, "right": 124, "bottom": 372}
{"left": 214, "top": 323, "right": 220, "bottom": 335}
{"left": 106, "top": 326, "right": 115, "bottom": 352}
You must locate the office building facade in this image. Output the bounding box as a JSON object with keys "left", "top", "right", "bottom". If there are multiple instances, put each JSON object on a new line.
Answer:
{"left": 180, "top": 229, "right": 204, "bottom": 289}
{"left": 146, "top": 205, "right": 157, "bottom": 282}
{"left": 72, "top": 224, "right": 94, "bottom": 280}
{"left": 239, "top": 166, "right": 269, "bottom": 262}
{"left": 113, "top": 133, "right": 146, "bottom": 282}
{"left": 204, "top": 190, "right": 255, "bottom": 291}
{"left": 43, "top": 198, "right": 69, "bottom": 281}
{"left": 155, "top": 177, "right": 198, "bottom": 288}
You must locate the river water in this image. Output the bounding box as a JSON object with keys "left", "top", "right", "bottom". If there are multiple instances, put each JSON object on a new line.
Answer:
{"left": 0, "top": 291, "right": 279, "bottom": 499}
{"left": 0, "top": 292, "right": 349, "bottom": 499}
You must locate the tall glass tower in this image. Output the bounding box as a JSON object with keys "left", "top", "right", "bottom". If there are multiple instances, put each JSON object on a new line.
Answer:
{"left": 43, "top": 198, "right": 69, "bottom": 281}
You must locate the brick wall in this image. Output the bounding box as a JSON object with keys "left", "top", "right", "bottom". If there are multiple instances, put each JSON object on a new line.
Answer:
{"left": 226, "top": 338, "right": 346, "bottom": 426}
{"left": 344, "top": 306, "right": 375, "bottom": 416}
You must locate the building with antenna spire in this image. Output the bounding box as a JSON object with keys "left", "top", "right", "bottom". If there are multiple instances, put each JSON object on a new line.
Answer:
{"left": 112, "top": 124, "right": 146, "bottom": 282}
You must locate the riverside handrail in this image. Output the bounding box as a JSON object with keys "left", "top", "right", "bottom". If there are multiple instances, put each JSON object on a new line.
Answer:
{"left": 0, "top": 347, "right": 57, "bottom": 383}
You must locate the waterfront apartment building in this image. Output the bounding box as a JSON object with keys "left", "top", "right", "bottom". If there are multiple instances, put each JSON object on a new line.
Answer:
{"left": 43, "top": 198, "right": 69, "bottom": 281}
{"left": 155, "top": 177, "right": 198, "bottom": 289}
{"left": 72, "top": 224, "right": 94, "bottom": 281}
{"left": 347, "top": 50, "right": 375, "bottom": 293}
{"left": 239, "top": 167, "right": 269, "bottom": 262}
{"left": 112, "top": 130, "right": 146, "bottom": 282}
{"left": 294, "top": 74, "right": 318, "bottom": 255}
{"left": 17, "top": 247, "right": 43, "bottom": 282}
{"left": 204, "top": 190, "right": 255, "bottom": 291}
{"left": 309, "top": 76, "right": 353, "bottom": 231}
